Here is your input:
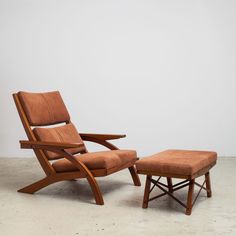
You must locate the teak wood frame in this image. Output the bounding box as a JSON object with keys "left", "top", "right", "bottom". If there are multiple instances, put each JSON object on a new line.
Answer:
{"left": 13, "top": 93, "right": 141, "bottom": 205}
{"left": 138, "top": 162, "right": 215, "bottom": 215}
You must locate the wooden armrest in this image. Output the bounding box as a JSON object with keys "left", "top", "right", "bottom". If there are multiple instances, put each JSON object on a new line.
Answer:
{"left": 80, "top": 133, "right": 126, "bottom": 141}
{"left": 20, "top": 140, "right": 85, "bottom": 150}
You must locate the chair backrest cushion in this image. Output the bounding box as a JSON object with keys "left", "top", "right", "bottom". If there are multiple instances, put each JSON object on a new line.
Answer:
{"left": 33, "top": 123, "right": 85, "bottom": 160}
{"left": 18, "top": 91, "right": 70, "bottom": 126}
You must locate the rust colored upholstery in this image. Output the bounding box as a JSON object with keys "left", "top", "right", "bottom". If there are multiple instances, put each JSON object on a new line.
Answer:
{"left": 52, "top": 150, "right": 137, "bottom": 172}
{"left": 18, "top": 91, "right": 70, "bottom": 126}
{"left": 136, "top": 150, "right": 217, "bottom": 176}
{"left": 33, "top": 123, "right": 85, "bottom": 160}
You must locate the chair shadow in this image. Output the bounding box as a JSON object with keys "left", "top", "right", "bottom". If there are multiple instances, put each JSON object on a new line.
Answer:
{"left": 37, "top": 178, "right": 133, "bottom": 204}
{"left": 0, "top": 170, "right": 135, "bottom": 205}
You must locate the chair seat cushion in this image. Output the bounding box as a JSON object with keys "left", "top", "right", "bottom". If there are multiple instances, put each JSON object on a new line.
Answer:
{"left": 136, "top": 150, "right": 217, "bottom": 176}
{"left": 52, "top": 150, "right": 137, "bottom": 173}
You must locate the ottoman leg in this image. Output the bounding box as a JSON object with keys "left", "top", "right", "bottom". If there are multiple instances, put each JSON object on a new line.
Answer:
{"left": 186, "top": 179, "right": 195, "bottom": 215}
{"left": 167, "top": 177, "right": 173, "bottom": 193}
{"left": 142, "top": 175, "right": 152, "bottom": 208}
{"left": 205, "top": 172, "right": 212, "bottom": 198}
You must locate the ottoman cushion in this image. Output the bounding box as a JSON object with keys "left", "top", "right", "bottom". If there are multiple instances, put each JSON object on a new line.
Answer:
{"left": 136, "top": 150, "right": 217, "bottom": 176}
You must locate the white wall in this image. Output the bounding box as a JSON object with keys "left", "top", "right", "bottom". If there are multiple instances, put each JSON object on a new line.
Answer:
{"left": 1, "top": 0, "right": 236, "bottom": 158}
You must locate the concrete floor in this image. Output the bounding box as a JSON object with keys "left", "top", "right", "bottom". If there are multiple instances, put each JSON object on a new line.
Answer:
{"left": 0, "top": 157, "right": 236, "bottom": 236}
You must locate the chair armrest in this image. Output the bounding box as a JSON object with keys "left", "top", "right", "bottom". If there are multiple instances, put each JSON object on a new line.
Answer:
{"left": 79, "top": 133, "right": 126, "bottom": 141}
{"left": 20, "top": 140, "right": 85, "bottom": 150}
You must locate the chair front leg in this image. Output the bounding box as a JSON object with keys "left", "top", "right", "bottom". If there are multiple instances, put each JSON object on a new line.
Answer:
{"left": 63, "top": 150, "right": 104, "bottom": 205}
{"left": 85, "top": 174, "right": 104, "bottom": 205}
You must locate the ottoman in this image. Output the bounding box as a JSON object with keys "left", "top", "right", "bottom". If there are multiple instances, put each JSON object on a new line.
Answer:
{"left": 136, "top": 150, "right": 217, "bottom": 215}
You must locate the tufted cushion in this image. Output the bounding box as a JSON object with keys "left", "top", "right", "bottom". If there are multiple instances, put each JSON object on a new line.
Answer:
{"left": 18, "top": 91, "right": 70, "bottom": 126}
{"left": 52, "top": 150, "right": 137, "bottom": 172}
{"left": 136, "top": 150, "right": 217, "bottom": 176}
{"left": 33, "top": 123, "right": 85, "bottom": 160}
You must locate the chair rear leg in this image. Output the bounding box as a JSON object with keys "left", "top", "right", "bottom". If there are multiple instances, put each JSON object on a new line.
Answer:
{"left": 205, "top": 172, "right": 212, "bottom": 197}
{"left": 129, "top": 166, "right": 141, "bottom": 186}
{"left": 18, "top": 177, "right": 54, "bottom": 194}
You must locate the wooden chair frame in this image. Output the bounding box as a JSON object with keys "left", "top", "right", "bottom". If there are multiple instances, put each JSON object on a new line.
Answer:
{"left": 138, "top": 162, "right": 215, "bottom": 215}
{"left": 13, "top": 93, "right": 141, "bottom": 205}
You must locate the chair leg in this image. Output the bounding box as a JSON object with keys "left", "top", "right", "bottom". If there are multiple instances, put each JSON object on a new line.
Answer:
{"left": 142, "top": 175, "right": 151, "bottom": 208}
{"left": 167, "top": 177, "right": 173, "bottom": 193}
{"left": 129, "top": 166, "right": 141, "bottom": 186}
{"left": 85, "top": 175, "right": 104, "bottom": 205}
{"left": 18, "top": 174, "right": 104, "bottom": 205}
{"left": 18, "top": 177, "right": 54, "bottom": 194}
{"left": 186, "top": 179, "right": 195, "bottom": 215}
{"left": 205, "top": 172, "right": 212, "bottom": 198}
